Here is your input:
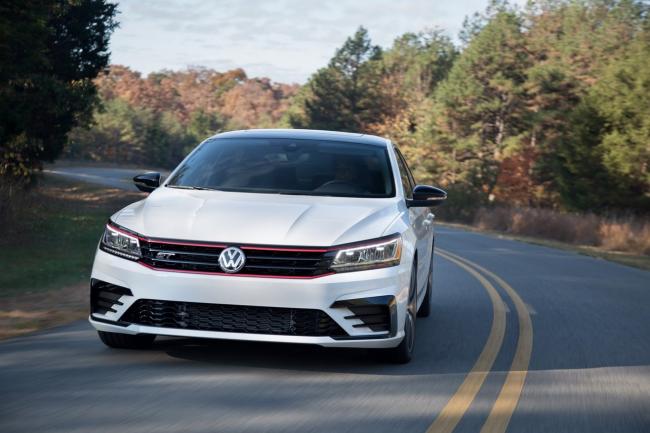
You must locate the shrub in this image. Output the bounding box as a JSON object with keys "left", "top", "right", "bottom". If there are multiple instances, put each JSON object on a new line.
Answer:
{"left": 468, "top": 206, "right": 649, "bottom": 255}
{"left": 434, "top": 184, "right": 486, "bottom": 223}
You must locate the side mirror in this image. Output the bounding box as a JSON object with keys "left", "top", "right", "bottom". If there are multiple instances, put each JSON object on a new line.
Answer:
{"left": 133, "top": 172, "right": 161, "bottom": 193}
{"left": 406, "top": 185, "right": 447, "bottom": 207}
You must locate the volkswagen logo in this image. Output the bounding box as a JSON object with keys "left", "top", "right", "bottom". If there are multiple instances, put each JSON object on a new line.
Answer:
{"left": 218, "top": 246, "right": 246, "bottom": 273}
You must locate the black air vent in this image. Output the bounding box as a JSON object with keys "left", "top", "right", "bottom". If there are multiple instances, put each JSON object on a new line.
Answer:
{"left": 331, "top": 295, "right": 396, "bottom": 334}
{"left": 90, "top": 279, "right": 133, "bottom": 315}
{"left": 346, "top": 304, "right": 391, "bottom": 332}
{"left": 121, "top": 299, "right": 347, "bottom": 337}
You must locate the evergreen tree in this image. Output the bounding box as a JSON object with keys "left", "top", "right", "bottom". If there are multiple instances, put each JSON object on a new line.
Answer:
{"left": 432, "top": 11, "right": 530, "bottom": 197}
{"left": 291, "top": 27, "right": 384, "bottom": 132}
{"left": 367, "top": 30, "right": 457, "bottom": 185}
{"left": 0, "top": 0, "right": 118, "bottom": 182}
{"left": 188, "top": 110, "right": 223, "bottom": 143}
{"left": 523, "top": 0, "right": 648, "bottom": 208}
{"left": 558, "top": 29, "right": 650, "bottom": 211}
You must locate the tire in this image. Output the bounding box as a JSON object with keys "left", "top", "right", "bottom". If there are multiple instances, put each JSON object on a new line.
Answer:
{"left": 97, "top": 331, "right": 156, "bottom": 349}
{"left": 383, "top": 261, "right": 417, "bottom": 364}
{"left": 417, "top": 256, "right": 433, "bottom": 318}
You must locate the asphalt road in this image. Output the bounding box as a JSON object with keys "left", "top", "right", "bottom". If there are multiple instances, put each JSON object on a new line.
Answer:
{"left": 43, "top": 165, "right": 171, "bottom": 191}
{"left": 1, "top": 167, "right": 649, "bottom": 433}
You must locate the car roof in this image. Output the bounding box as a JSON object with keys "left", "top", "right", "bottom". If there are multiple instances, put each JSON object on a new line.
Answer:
{"left": 209, "top": 129, "right": 389, "bottom": 147}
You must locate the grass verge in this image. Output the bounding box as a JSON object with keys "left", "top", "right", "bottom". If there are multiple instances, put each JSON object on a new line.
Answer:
{"left": 0, "top": 174, "right": 144, "bottom": 339}
{"left": 439, "top": 221, "right": 650, "bottom": 271}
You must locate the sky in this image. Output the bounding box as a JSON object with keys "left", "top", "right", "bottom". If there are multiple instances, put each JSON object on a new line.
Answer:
{"left": 109, "top": 0, "right": 523, "bottom": 84}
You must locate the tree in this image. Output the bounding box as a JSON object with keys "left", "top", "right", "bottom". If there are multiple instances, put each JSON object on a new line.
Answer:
{"left": 187, "top": 109, "right": 224, "bottom": 143}
{"left": 67, "top": 97, "right": 195, "bottom": 168}
{"left": 0, "top": 0, "right": 118, "bottom": 182}
{"left": 521, "top": 0, "right": 648, "bottom": 208}
{"left": 221, "top": 78, "right": 299, "bottom": 129}
{"left": 432, "top": 11, "right": 530, "bottom": 197}
{"left": 366, "top": 30, "right": 457, "bottom": 185}
{"left": 66, "top": 65, "right": 298, "bottom": 167}
{"left": 557, "top": 30, "right": 650, "bottom": 211}
{"left": 291, "top": 27, "right": 385, "bottom": 132}
{"left": 458, "top": 0, "right": 511, "bottom": 47}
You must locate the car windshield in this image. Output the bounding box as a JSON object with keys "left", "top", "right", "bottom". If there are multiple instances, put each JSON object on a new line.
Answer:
{"left": 166, "top": 138, "right": 395, "bottom": 198}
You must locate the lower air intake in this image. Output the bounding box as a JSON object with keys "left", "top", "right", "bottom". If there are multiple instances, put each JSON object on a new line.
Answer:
{"left": 331, "top": 295, "right": 396, "bottom": 335}
{"left": 90, "top": 279, "right": 133, "bottom": 315}
{"left": 120, "top": 299, "right": 347, "bottom": 337}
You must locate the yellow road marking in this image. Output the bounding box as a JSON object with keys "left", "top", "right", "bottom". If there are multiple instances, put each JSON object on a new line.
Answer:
{"left": 439, "top": 249, "right": 533, "bottom": 433}
{"left": 426, "top": 251, "right": 507, "bottom": 433}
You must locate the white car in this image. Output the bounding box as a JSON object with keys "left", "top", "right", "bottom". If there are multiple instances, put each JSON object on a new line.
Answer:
{"left": 89, "top": 129, "right": 446, "bottom": 363}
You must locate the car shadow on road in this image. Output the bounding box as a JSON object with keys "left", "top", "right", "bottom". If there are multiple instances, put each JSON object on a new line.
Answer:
{"left": 159, "top": 336, "right": 442, "bottom": 376}
{"left": 155, "top": 307, "right": 470, "bottom": 377}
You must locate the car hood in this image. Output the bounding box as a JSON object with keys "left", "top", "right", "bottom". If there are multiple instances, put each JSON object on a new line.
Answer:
{"left": 112, "top": 188, "right": 404, "bottom": 246}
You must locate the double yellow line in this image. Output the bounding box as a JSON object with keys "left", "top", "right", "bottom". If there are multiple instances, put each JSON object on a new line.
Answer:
{"left": 426, "top": 249, "right": 533, "bottom": 433}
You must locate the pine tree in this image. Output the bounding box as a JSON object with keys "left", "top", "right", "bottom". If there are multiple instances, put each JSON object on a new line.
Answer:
{"left": 558, "top": 28, "right": 650, "bottom": 211}
{"left": 0, "top": 0, "right": 118, "bottom": 182}
{"left": 291, "top": 27, "right": 384, "bottom": 132}
{"left": 366, "top": 30, "right": 456, "bottom": 185}
{"left": 432, "top": 11, "right": 530, "bottom": 198}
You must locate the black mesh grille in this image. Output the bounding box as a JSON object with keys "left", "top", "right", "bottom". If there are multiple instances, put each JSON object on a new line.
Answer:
{"left": 346, "top": 304, "right": 391, "bottom": 332}
{"left": 139, "top": 240, "right": 334, "bottom": 277}
{"left": 90, "top": 279, "right": 132, "bottom": 315}
{"left": 121, "top": 299, "right": 347, "bottom": 337}
{"left": 331, "top": 295, "right": 394, "bottom": 334}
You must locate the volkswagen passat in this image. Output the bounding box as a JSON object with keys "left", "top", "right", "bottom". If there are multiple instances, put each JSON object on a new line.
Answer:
{"left": 89, "top": 129, "right": 446, "bottom": 363}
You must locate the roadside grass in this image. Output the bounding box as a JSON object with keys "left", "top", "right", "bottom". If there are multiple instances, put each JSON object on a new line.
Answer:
{"left": 1, "top": 175, "right": 144, "bottom": 297}
{"left": 0, "top": 175, "right": 144, "bottom": 339}
{"left": 0, "top": 283, "right": 88, "bottom": 340}
{"left": 438, "top": 221, "right": 650, "bottom": 271}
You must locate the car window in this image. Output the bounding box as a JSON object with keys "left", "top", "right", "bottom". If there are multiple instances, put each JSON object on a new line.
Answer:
{"left": 394, "top": 148, "right": 414, "bottom": 198}
{"left": 167, "top": 138, "right": 396, "bottom": 198}
{"left": 398, "top": 149, "right": 417, "bottom": 186}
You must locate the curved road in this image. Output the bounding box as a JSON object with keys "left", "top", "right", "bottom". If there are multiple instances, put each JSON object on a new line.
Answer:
{"left": 1, "top": 167, "right": 648, "bottom": 433}
{"left": 43, "top": 165, "right": 171, "bottom": 191}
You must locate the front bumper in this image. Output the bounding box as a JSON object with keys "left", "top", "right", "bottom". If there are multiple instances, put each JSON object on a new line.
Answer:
{"left": 89, "top": 249, "right": 411, "bottom": 348}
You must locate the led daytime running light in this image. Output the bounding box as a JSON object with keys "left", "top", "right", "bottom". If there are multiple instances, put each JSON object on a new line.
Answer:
{"left": 331, "top": 236, "right": 402, "bottom": 272}
{"left": 101, "top": 224, "right": 142, "bottom": 260}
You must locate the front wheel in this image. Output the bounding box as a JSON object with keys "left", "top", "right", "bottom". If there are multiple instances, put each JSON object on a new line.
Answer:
{"left": 384, "top": 309, "right": 415, "bottom": 364}
{"left": 98, "top": 331, "right": 156, "bottom": 349}
{"left": 417, "top": 257, "right": 433, "bottom": 318}
{"left": 383, "top": 262, "right": 417, "bottom": 364}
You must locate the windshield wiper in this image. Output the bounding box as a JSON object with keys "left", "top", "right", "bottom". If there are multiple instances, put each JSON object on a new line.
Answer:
{"left": 166, "top": 185, "right": 220, "bottom": 191}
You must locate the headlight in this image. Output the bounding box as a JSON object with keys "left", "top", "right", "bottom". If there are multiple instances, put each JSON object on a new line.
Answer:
{"left": 330, "top": 235, "right": 402, "bottom": 272}
{"left": 100, "top": 224, "right": 141, "bottom": 260}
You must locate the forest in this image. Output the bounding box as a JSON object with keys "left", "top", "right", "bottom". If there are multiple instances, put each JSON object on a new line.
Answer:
{"left": 64, "top": 0, "right": 649, "bottom": 215}
{"left": 2, "top": 0, "right": 649, "bottom": 254}
{"left": 64, "top": 67, "right": 299, "bottom": 169}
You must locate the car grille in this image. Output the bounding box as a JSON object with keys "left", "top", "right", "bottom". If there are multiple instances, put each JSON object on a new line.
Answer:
{"left": 120, "top": 299, "right": 347, "bottom": 337}
{"left": 90, "top": 279, "right": 133, "bottom": 315}
{"left": 345, "top": 303, "right": 391, "bottom": 333}
{"left": 139, "top": 240, "right": 335, "bottom": 278}
{"left": 331, "top": 295, "right": 395, "bottom": 335}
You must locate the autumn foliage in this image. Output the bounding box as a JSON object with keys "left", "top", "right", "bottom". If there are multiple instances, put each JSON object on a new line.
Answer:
{"left": 58, "top": 1, "right": 650, "bottom": 218}
{"left": 65, "top": 66, "right": 298, "bottom": 167}
{"left": 291, "top": 1, "right": 649, "bottom": 216}
{"left": 3, "top": 0, "right": 648, "bottom": 256}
